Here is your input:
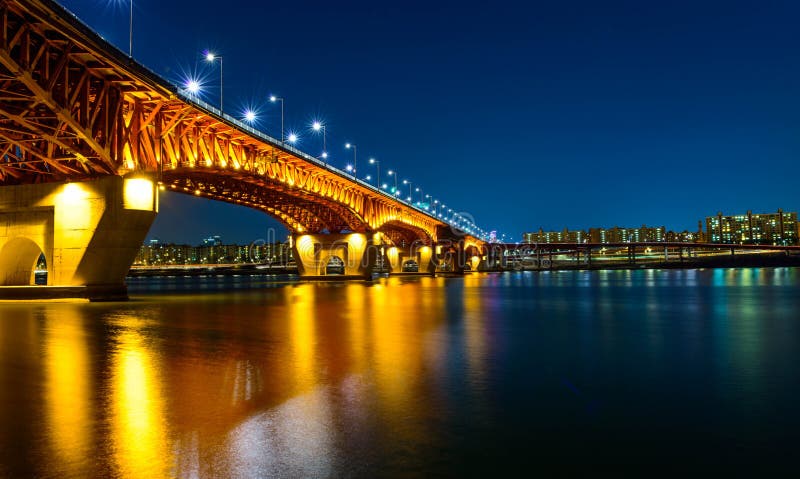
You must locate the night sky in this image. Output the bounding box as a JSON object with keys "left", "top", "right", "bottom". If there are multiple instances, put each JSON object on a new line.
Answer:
{"left": 63, "top": 0, "right": 800, "bottom": 244}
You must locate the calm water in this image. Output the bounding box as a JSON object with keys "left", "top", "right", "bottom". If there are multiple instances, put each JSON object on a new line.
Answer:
{"left": 1, "top": 268, "right": 799, "bottom": 477}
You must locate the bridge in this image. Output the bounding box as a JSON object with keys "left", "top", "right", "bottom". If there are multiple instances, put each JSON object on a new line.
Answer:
{"left": 0, "top": 0, "right": 486, "bottom": 298}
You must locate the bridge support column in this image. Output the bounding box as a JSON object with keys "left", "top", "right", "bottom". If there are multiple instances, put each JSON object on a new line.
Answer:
{"left": 0, "top": 176, "right": 158, "bottom": 300}
{"left": 292, "top": 232, "right": 375, "bottom": 278}
{"left": 384, "top": 242, "right": 435, "bottom": 275}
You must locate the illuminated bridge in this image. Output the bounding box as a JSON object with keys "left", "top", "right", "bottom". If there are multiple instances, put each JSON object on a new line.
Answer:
{"left": 0, "top": 0, "right": 487, "bottom": 298}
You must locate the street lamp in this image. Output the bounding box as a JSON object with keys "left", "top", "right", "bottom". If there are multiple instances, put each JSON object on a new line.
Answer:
{"left": 368, "top": 158, "right": 380, "bottom": 186}
{"left": 287, "top": 132, "right": 298, "bottom": 143}
{"left": 243, "top": 109, "right": 256, "bottom": 122}
{"left": 128, "top": 0, "right": 133, "bottom": 57}
{"left": 387, "top": 170, "right": 398, "bottom": 195}
{"left": 312, "top": 121, "right": 327, "bottom": 163}
{"left": 402, "top": 179, "right": 412, "bottom": 200}
{"left": 205, "top": 52, "right": 223, "bottom": 111}
{"left": 269, "top": 95, "right": 285, "bottom": 142}
{"left": 345, "top": 143, "right": 357, "bottom": 178}
{"left": 185, "top": 79, "right": 201, "bottom": 95}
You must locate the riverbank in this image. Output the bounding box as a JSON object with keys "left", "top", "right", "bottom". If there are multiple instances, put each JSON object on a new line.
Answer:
{"left": 511, "top": 251, "right": 800, "bottom": 271}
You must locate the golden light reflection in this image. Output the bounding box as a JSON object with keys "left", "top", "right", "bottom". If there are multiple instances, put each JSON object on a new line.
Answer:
{"left": 287, "top": 284, "right": 317, "bottom": 393}
{"left": 111, "top": 329, "right": 171, "bottom": 477}
{"left": 45, "top": 307, "right": 90, "bottom": 476}
{"left": 368, "top": 278, "right": 414, "bottom": 411}
{"left": 346, "top": 283, "right": 369, "bottom": 373}
{"left": 462, "top": 274, "right": 488, "bottom": 386}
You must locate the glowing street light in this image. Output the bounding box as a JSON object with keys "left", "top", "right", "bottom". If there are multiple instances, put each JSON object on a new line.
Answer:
{"left": 368, "top": 158, "right": 380, "bottom": 186}
{"left": 204, "top": 51, "right": 223, "bottom": 111}
{"left": 244, "top": 109, "right": 256, "bottom": 122}
{"left": 185, "top": 79, "right": 201, "bottom": 94}
{"left": 345, "top": 143, "right": 357, "bottom": 178}
{"left": 312, "top": 121, "right": 327, "bottom": 163}
{"left": 269, "top": 95, "right": 285, "bottom": 142}
{"left": 387, "top": 170, "right": 398, "bottom": 195}
{"left": 402, "top": 179, "right": 413, "bottom": 200}
{"left": 287, "top": 132, "right": 298, "bottom": 143}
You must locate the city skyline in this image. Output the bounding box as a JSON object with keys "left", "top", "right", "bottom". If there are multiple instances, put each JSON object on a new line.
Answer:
{"left": 62, "top": 0, "right": 800, "bottom": 242}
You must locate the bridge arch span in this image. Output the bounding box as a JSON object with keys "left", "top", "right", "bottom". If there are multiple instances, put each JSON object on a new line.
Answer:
{"left": 0, "top": 237, "right": 45, "bottom": 286}
{"left": 375, "top": 219, "right": 436, "bottom": 247}
{"left": 164, "top": 172, "right": 371, "bottom": 234}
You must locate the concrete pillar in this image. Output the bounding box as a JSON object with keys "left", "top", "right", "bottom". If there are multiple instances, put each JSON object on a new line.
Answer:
{"left": 292, "top": 232, "right": 375, "bottom": 278}
{"left": 383, "top": 242, "right": 434, "bottom": 274}
{"left": 0, "top": 176, "right": 158, "bottom": 298}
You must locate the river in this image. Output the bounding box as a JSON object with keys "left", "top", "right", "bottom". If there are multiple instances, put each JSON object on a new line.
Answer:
{"left": 1, "top": 268, "right": 798, "bottom": 476}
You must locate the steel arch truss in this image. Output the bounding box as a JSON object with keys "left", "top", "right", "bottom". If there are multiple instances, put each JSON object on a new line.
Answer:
{"left": 0, "top": 0, "right": 446, "bottom": 241}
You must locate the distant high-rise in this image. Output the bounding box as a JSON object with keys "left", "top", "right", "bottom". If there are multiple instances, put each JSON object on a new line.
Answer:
{"left": 706, "top": 209, "right": 798, "bottom": 245}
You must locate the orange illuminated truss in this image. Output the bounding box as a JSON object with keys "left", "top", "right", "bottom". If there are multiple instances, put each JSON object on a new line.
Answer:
{"left": 0, "top": 0, "right": 446, "bottom": 242}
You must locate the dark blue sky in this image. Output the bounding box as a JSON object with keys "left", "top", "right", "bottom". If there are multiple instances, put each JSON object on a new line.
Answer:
{"left": 64, "top": 0, "right": 800, "bottom": 243}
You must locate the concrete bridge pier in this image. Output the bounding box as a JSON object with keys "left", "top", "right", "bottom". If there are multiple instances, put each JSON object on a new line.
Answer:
{"left": 385, "top": 242, "right": 435, "bottom": 275}
{"left": 0, "top": 176, "right": 158, "bottom": 300}
{"left": 292, "top": 232, "right": 377, "bottom": 279}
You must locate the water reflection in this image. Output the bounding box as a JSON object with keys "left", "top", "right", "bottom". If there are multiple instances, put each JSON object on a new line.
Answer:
{"left": 1, "top": 268, "right": 799, "bottom": 476}
{"left": 45, "top": 308, "right": 91, "bottom": 477}
{"left": 110, "top": 328, "right": 171, "bottom": 477}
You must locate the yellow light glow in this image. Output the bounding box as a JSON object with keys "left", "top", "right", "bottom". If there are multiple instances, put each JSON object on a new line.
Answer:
{"left": 348, "top": 233, "right": 366, "bottom": 249}
{"left": 45, "top": 310, "right": 90, "bottom": 474}
{"left": 111, "top": 330, "right": 170, "bottom": 477}
{"left": 123, "top": 178, "right": 155, "bottom": 211}
{"left": 61, "top": 183, "right": 89, "bottom": 204}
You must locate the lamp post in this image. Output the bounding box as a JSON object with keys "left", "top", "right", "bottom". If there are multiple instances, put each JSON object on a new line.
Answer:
{"left": 369, "top": 158, "right": 380, "bottom": 187}
{"left": 403, "top": 179, "right": 412, "bottom": 201}
{"left": 387, "top": 170, "right": 398, "bottom": 196}
{"left": 345, "top": 143, "right": 357, "bottom": 178}
{"left": 128, "top": 0, "right": 133, "bottom": 57}
{"left": 312, "top": 121, "right": 327, "bottom": 163}
{"left": 269, "top": 95, "right": 284, "bottom": 142}
{"left": 415, "top": 187, "right": 423, "bottom": 205}
{"left": 205, "top": 52, "right": 223, "bottom": 111}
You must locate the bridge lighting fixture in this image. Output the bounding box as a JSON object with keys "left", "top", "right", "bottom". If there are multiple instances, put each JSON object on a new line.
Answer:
{"left": 244, "top": 110, "right": 256, "bottom": 122}
{"left": 386, "top": 170, "right": 398, "bottom": 194}
{"left": 269, "top": 95, "right": 285, "bottom": 142}
{"left": 186, "top": 79, "right": 201, "bottom": 94}
{"left": 287, "top": 132, "right": 298, "bottom": 143}
{"left": 368, "top": 158, "right": 380, "bottom": 186}
{"left": 345, "top": 143, "right": 357, "bottom": 177}
{"left": 204, "top": 51, "right": 223, "bottom": 111}
{"left": 311, "top": 121, "right": 327, "bottom": 163}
